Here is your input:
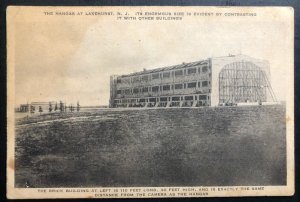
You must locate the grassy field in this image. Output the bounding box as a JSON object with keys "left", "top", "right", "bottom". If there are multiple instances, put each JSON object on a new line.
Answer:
{"left": 15, "top": 105, "right": 286, "bottom": 188}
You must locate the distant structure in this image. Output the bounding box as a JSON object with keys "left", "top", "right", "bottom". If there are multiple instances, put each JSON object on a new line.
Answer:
{"left": 110, "top": 54, "right": 277, "bottom": 108}
{"left": 16, "top": 101, "right": 62, "bottom": 114}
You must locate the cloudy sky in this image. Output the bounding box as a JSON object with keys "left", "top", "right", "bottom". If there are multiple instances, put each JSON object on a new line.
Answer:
{"left": 10, "top": 7, "right": 293, "bottom": 106}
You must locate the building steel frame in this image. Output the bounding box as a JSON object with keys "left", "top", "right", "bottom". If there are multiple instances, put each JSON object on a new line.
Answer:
{"left": 219, "top": 61, "right": 277, "bottom": 104}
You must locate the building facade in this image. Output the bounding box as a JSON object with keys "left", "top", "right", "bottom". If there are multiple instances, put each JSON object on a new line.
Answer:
{"left": 109, "top": 54, "right": 276, "bottom": 108}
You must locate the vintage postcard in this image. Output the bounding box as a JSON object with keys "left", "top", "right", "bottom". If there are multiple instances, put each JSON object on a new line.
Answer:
{"left": 7, "top": 6, "right": 294, "bottom": 198}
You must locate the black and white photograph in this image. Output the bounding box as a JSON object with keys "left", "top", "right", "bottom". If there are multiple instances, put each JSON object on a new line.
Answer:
{"left": 6, "top": 6, "right": 294, "bottom": 198}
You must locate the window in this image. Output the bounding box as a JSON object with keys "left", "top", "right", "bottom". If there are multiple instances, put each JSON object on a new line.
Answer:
{"left": 133, "top": 88, "right": 139, "bottom": 94}
{"left": 172, "top": 97, "right": 180, "bottom": 101}
{"left": 132, "top": 77, "right": 139, "bottom": 83}
{"left": 202, "top": 81, "right": 208, "bottom": 87}
{"left": 117, "top": 90, "right": 122, "bottom": 94}
{"left": 185, "top": 96, "right": 193, "bottom": 100}
{"left": 152, "top": 73, "right": 159, "bottom": 79}
{"left": 163, "top": 72, "right": 170, "bottom": 78}
{"left": 125, "top": 89, "right": 131, "bottom": 94}
{"left": 152, "top": 86, "right": 159, "bottom": 92}
{"left": 199, "top": 95, "right": 207, "bottom": 100}
{"left": 142, "top": 75, "right": 149, "bottom": 81}
{"left": 149, "top": 98, "right": 156, "bottom": 102}
{"left": 122, "top": 78, "right": 130, "bottom": 84}
{"left": 175, "top": 84, "right": 183, "bottom": 89}
{"left": 142, "top": 87, "right": 148, "bottom": 93}
{"left": 117, "top": 78, "right": 121, "bottom": 83}
{"left": 187, "top": 68, "right": 197, "bottom": 75}
{"left": 175, "top": 70, "right": 183, "bottom": 77}
{"left": 160, "top": 97, "right": 167, "bottom": 101}
{"left": 163, "top": 85, "right": 170, "bottom": 91}
{"left": 202, "top": 66, "right": 208, "bottom": 73}
{"left": 187, "top": 82, "right": 197, "bottom": 88}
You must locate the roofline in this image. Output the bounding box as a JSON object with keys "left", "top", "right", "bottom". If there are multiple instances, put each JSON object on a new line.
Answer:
{"left": 211, "top": 54, "right": 269, "bottom": 63}
{"left": 119, "top": 58, "right": 211, "bottom": 78}
{"left": 115, "top": 54, "right": 266, "bottom": 78}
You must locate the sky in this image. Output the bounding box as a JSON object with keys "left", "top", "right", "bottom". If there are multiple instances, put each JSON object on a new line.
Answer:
{"left": 11, "top": 7, "right": 293, "bottom": 106}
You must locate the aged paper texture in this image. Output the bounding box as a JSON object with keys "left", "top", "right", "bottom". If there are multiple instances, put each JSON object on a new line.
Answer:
{"left": 7, "top": 6, "right": 294, "bottom": 199}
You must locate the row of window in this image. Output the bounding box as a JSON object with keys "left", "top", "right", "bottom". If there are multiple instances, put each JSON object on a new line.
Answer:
{"left": 117, "top": 66, "right": 210, "bottom": 84}
{"left": 114, "top": 95, "right": 209, "bottom": 104}
{"left": 116, "top": 81, "right": 210, "bottom": 95}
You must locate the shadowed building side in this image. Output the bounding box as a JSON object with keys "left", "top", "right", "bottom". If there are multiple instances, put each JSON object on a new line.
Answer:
{"left": 109, "top": 54, "right": 276, "bottom": 108}
{"left": 109, "top": 75, "right": 118, "bottom": 108}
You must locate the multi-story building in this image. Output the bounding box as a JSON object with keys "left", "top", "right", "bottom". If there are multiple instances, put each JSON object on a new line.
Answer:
{"left": 109, "top": 54, "right": 276, "bottom": 108}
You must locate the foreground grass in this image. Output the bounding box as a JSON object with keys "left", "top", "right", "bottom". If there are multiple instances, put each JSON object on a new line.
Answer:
{"left": 15, "top": 105, "right": 286, "bottom": 187}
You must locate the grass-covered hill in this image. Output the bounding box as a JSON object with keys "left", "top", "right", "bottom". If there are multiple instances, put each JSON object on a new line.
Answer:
{"left": 15, "top": 105, "right": 286, "bottom": 187}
